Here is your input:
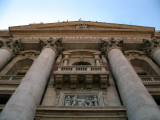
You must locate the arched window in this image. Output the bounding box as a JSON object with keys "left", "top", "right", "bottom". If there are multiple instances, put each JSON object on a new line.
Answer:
{"left": 7, "top": 59, "right": 33, "bottom": 75}
{"left": 73, "top": 62, "right": 91, "bottom": 65}
{"left": 130, "top": 59, "right": 158, "bottom": 75}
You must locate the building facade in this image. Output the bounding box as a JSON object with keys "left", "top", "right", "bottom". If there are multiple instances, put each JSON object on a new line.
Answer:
{"left": 0, "top": 21, "right": 160, "bottom": 120}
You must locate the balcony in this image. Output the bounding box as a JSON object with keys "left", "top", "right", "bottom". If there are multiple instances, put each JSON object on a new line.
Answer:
{"left": 0, "top": 75, "right": 24, "bottom": 94}
{"left": 140, "top": 75, "right": 160, "bottom": 82}
{"left": 140, "top": 75, "right": 160, "bottom": 95}
{"left": 54, "top": 65, "right": 107, "bottom": 74}
{"left": 53, "top": 65, "right": 109, "bottom": 89}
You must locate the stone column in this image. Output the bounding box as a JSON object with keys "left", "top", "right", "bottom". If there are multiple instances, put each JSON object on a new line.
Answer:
{"left": 0, "top": 38, "right": 63, "bottom": 120}
{"left": 143, "top": 38, "right": 160, "bottom": 66}
{"left": 101, "top": 38, "right": 160, "bottom": 120}
{"left": 0, "top": 39, "right": 21, "bottom": 70}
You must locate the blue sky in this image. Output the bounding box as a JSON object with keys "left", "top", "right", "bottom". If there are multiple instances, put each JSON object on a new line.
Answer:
{"left": 0, "top": 0, "right": 160, "bottom": 30}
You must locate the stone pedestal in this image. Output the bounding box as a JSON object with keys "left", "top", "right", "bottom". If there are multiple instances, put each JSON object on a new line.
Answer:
{"left": 0, "top": 49, "right": 12, "bottom": 70}
{"left": 0, "top": 48, "right": 56, "bottom": 120}
{"left": 108, "top": 49, "right": 160, "bottom": 120}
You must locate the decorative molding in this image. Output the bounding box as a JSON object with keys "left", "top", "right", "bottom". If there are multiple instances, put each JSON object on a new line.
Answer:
{"left": 124, "top": 50, "right": 146, "bottom": 57}
{"left": 39, "top": 37, "right": 63, "bottom": 54}
{"left": 75, "top": 23, "right": 88, "bottom": 29}
{"left": 100, "top": 37, "right": 124, "bottom": 55}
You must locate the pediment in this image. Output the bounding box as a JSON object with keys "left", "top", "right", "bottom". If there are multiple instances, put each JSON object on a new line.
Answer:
{"left": 9, "top": 21, "right": 154, "bottom": 32}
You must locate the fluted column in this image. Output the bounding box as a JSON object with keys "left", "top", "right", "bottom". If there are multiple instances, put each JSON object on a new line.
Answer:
{"left": 0, "top": 39, "right": 21, "bottom": 70}
{"left": 143, "top": 38, "right": 160, "bottom": 66}
{"left": 0, "top": 38, "right": 63, "bottom": 120}
{"left": 101, "top": 38, "right": 160, "bottom": 120}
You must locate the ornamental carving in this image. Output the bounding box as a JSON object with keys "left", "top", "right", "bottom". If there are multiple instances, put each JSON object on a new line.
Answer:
{"left": 64, "top": 95, "right": 98, "bottom": 106}
{"left": 143, "top": 37, "right": 160, "bottom": 57}
{"left": 0, "top": 38, "right": 21, "bottom": 56}
{"left": 100, "top": 37, "right": 123, "bottom": 55}
{"left": 75, "top": 23, "right": 88, "bottom": 28}
{"left": 39, "top": 37, "right": 63, "bottom": 54}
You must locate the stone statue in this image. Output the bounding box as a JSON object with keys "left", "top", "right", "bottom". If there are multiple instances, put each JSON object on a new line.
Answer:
{"left": 88, "top": 97, "right": 94, "bottom": 106}
{"left": 71, "top": 95, "right": 78, "bottom": 106}
{"left": 65, "top": 96, "right": 72, "bottom": 106}
{"left": 84, "top": 97, "right": 90, "bottom": 106}
{"left": 78, "top": 99, "right": 85, "bottom": 106}
{"left": 92, "top": 96, "right": 98, "bottom": 106}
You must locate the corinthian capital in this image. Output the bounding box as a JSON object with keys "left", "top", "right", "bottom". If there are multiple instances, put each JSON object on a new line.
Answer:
{"left": 143, "top": 37, "right": 160, "bottom": 57}
{"left": 100, "top": 37, "right": 124, "bottom": 55}
{"left": 0, "top": 38, "right": 21, "bottom": 56}
{"left": 39, "top": 37, "right": 63, "bottom": 54}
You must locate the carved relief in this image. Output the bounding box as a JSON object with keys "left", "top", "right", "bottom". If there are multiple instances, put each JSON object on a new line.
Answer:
{"left": 57, "top": 90, "right": 104, "bottom": 106}
{"left": 64, "top": 95, "right": 98, "bottom": 106}
{"left": 75, "top": 23, "right": 88, "bottom": 29}
{"left": 100, "top": 37, "right": 124, "bottom": 55}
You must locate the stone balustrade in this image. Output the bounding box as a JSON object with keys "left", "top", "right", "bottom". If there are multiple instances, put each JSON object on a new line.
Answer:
{"left": 140, "top": 75, "right": 160, "bottom": 82}
{"left": 0, "top": 75, "right": 24, "bottom": 82}
{"left": 0, "top": 75, "right": 159, "bottom": 83}
{"left": 55, "top": 65, "right": 107, "bottom": 74}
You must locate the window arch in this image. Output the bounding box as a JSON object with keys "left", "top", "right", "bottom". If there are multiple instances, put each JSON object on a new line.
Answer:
{"left": 73, "top": 62, "right": 91, "bottom": 65}
{"left": 130, "top": 59, "right": 158, "bottom": 75}
{"left": 7, "top": 59, "right": 33, "bottom": 75}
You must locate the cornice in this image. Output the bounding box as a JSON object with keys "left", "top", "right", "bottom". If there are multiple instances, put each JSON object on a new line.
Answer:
{"left": 9, "top": 21, "right": 155, "bottom": 33}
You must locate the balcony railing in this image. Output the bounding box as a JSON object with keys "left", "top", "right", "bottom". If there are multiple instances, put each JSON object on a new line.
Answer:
{"left": 55, "top": 65, "right": 108, "bottom": 74}
{"left": 0, "top": 75, "right": 24, "bottom": 83}
{"left": 140, "top": 75, "right": 160, "bottom": 82}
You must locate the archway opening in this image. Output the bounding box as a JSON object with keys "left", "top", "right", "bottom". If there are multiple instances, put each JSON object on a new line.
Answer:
{"left": 130, "top": 59, "right": 158, "bottom": 75}
{"left": 7, "top": 59, "right": 33, "bottom": 75}
{"left": 73, "top": 62, "right": 91, "bottom": 65}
